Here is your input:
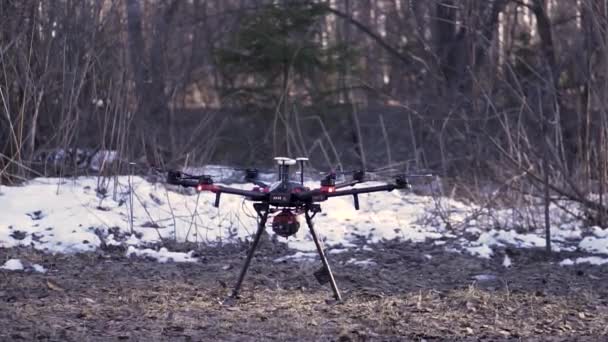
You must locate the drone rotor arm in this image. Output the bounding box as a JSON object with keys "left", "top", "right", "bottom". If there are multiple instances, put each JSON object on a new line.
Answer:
{"left": 334, "top": 179, "right": 361, "bottom": 189}
{"left": 197, "top": 185, "right": 269, "bottom": 208}
{"left": 167, "top": 171, "right": 268, "bottom": 206}
{"left": 213, "top": 185, "right": 269, "bottom": 201}
{"left": 324, "top": 184, "right": 398, "bottom": 198}
{"left": 293, "top": 183, "right": 394, "bottom": 202}
{"left": 167, "top": 171, "right": 201, "bottom": 187}
{"left": 295, "top": 177, "right": 409, "bottom": 209}
{"left": 179, "top": 179, "right": 200, "bottom": 187}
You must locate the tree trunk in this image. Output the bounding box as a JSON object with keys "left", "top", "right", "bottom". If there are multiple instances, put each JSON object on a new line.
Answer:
{"left": 125, "top": 0, "right": 178, "bottom": 164}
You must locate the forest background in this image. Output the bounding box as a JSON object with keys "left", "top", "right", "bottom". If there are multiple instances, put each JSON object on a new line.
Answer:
{"left": 2, "top": 0, "right": 608, "bottom": 230}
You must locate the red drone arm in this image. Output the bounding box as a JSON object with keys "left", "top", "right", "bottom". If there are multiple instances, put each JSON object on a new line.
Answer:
{"left": 295, "top": 176, "right": 409, "bottom": 210}
{"left": 167, "top": 171, "right": 268, "bottom": 207}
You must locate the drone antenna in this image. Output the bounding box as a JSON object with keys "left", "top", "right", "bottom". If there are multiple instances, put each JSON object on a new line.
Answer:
{"left": 296, "top": 157, "right": 308, "bottom": 185}
{"left": 274, "top": 157, "right": 296, "bottom": 182}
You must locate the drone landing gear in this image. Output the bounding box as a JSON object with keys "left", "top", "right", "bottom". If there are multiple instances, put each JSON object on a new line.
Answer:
{"left": 305, "top": 209, "right": 342, "bottom": 301}
{"left": 230, "top": 204, "right": 342, "bottom": 302}
{"left": 231, "top": 203, "right": 269, "bottom": 299}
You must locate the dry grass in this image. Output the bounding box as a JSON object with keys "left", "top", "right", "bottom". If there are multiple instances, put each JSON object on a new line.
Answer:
{"left": 1, "top": 242, "right": 608, "bottom": 341}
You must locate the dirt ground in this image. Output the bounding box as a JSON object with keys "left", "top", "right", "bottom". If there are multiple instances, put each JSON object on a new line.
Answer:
{"left": 1, "top": 236, "right": 608, "bottom": 341}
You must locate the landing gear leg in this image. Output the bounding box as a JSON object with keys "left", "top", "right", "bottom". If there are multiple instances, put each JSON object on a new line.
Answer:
{"left": 305, "top": 208, "right": 342, "bottom": 301}
{"left": 231, "top": 203, "right": 269, "bottom": 298}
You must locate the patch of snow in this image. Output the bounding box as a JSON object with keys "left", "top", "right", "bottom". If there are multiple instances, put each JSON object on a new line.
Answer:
{"left": 592, "top": 226, "right": 608, "bottom": 238}
{"left": 553, "top": 245, "right": 577, "bottom": 252}
{"left": 346, "top": 258, "right": 376, "bottom": 267}
{"left": 89, "top": 150, "right": 118, "bottom": 171}
{"left": 32, "top": 264, "right": 47, "bottom": 273}
{"left": 329, "top": 248, "right": 348, "bottom": 254}
{"left": 1, "top": 259, "right": 24, "bottom": 271}
{"left": 125, "top": 234, "right": 142, "bottom": 246}
{"left": 274, "top": 252, "right": 317, "bottom": 262}
{"left": 445, "top": 247, "right": 462, "bottom": 254}
{"left": 106, "top": 234, "right": 123, "bottom": 246}
{"left": 560, "top": 256, "right": 608, "bottom": 266}
{"left": 463, "top": 229, "right": 550, "bottom": 260}
{"left": 549, "top": 226, "right": 583, "bottom": 243}
{"left": 472, "top": 274, "right": 497, "bottom": 281}
{"left": 579, "top": 236, "right": 608, "bottom": 255}
{"left": 126, "top": 246, "right": 197, "bottom": 263}
{"left": 502, "top": 254, "right": 512, "bottom": 268}
{"left": 0, "top": 173, "right": 605, "bottom": 265}
{"left": 478, "top": 230, "right": 546, "bottom": 249}
{"left": 466, "top": 245, "right": 493, "bottom": 259}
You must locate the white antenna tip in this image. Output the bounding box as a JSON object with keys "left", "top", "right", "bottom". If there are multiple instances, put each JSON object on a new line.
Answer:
{"left": 274, "top": 157, "right": 296, "bottom": 165}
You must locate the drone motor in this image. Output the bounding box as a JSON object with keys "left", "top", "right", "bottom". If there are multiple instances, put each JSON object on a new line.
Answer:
{"left": 271, "top": 209, "right": 300, "bottom": 238}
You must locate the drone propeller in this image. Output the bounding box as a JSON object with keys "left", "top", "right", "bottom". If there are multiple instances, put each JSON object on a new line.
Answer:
{"left": 325, "top": 167, "right": 434, "bottom": 180}
{"left": 167, "top": 170, "right": 215, "bottom": 185}
{"left": 314, "top": 167, "right": 434, "bottom": 194}
{"left": 166, "top": 165, "right": 277, "bottom": 185}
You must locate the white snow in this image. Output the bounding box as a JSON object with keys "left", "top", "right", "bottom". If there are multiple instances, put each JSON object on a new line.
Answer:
{"left": 559, "top": 256, "right": 608, "bottom": 266}
{"left": 32, "top": 264, "right": 47, "bottom": 273}
{"left": 89, "top": 150, "right": 118, "bottom": 171}
{"left": 592, "top": 226, "right": 608, "bottom": 238}
{"left": 274, "top": 251, "right": 317, "bottom": 263}
{"left": 579, "top": 236, "right": 608, "bottom": 255}
{"left": 0, "top": 177, "right": 447, "bottom": 256}
{"left": 502, "top": 254, "right": 512, "bottom": 268}
{"left": 560, "top": 256, "right": 608, "bottom": 266}
{"left": 328, "top": 248, "right": 348, "bottom": 254}
{"left": 472, "top": 274, "right": 497, "bottom": 281}
{"left": 466, "top": 245, "right": 494, "bottom": 259}
{"left": 1, "top": 259, "right": 24, "bottom": 271}
{"left": 1, "top": 174, "right": 608, "bottom": 266}
{"left": 126, "top": 246, "right": 197, "bottom": 263}
{"left": 0, "top": 259, "right": 47, "bottom": 272}
{"left": 346, "top": 258, "right": 376, "bottom": 267}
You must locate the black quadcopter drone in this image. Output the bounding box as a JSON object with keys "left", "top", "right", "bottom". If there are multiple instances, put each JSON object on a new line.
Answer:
{"left": 167, "top": 157, "right": 414, "bottom": 301}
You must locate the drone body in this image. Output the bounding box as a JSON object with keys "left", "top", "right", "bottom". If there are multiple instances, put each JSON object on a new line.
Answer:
{"left": 167, "top": 157, "right": 412, "bottom": 301}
